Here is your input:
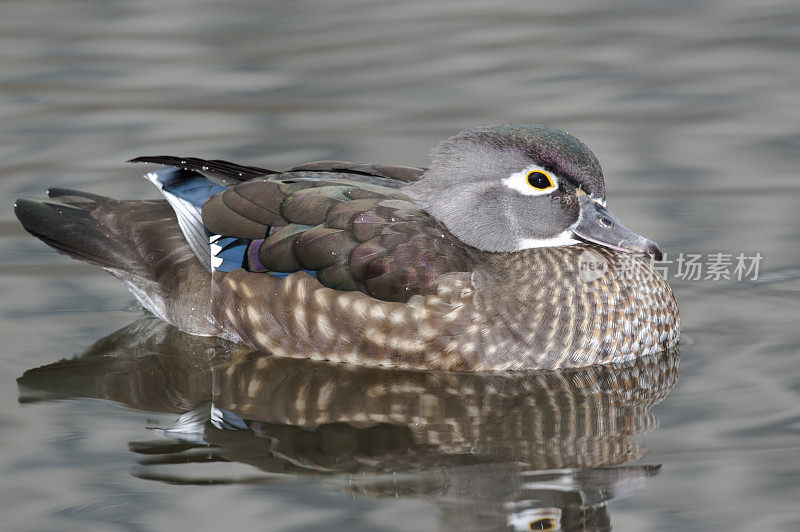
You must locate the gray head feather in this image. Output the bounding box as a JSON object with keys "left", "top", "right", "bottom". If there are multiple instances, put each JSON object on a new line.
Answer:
{"left": 405, "top": 124, "right": 605, "bottom": 252}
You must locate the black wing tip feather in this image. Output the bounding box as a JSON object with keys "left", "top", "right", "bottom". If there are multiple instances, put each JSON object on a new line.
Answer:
{"left": 128, "top": 155, "right": 184, "bottom": 165}
{"left": 129, "top": 156, "right": 427, "bottom": 184}
{"left": 128, "top": 155, "right": 277, "bottom": 183}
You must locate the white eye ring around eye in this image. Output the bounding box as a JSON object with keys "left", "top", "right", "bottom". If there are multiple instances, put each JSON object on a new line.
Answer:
{"left": 501, "top": 165, "right": 559, "bottom": 196}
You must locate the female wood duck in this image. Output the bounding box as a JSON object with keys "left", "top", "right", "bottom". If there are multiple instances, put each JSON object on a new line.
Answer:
{"left": 14, "top": 124, "right": 678, "bottom": 370}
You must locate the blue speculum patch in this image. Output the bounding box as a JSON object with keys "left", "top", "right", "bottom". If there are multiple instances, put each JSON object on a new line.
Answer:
{"left": 156, "top": 167, "right": 226, "bottom": 208}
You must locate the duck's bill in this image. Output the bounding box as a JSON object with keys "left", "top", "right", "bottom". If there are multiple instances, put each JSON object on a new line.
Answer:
{"left": 572, "top": 194, "right": 662, "bottom": 260}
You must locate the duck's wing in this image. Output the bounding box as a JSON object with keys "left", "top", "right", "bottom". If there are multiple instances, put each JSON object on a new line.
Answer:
{"left": 131, "top": 157, "right": 457, "bottom": 303}
{"left": 200, "top": 174, "right": 470, "bottom": 302}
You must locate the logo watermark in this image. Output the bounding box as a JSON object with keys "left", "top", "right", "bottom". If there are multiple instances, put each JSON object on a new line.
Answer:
{"left": 577, "top": 250, "right": 609, "bottom": 282}
{"left": 577, "top": 251, "right": 763, "bottom": 283}
{"left": 649, "top": 252, "right": 762, "bottom": 281}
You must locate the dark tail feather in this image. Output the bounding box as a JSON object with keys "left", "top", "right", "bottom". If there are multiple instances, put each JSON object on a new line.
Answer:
{"left": 46, "top": 187, "right": 106, "bottom": 201}
{"left": 14, "top": 189, "right": 218, "bottom": 335}
{"left": 14, "top": 191, "right": 139, "bottom": 273}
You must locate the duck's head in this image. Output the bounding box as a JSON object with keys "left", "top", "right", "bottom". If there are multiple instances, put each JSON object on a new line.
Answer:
{"left": 407, "top": 123, "right": 661, "bottom": 259}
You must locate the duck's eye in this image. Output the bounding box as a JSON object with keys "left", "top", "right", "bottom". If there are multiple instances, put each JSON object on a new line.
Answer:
{"left": 529, "top": 518, "right": 556, "bottom": 530}
{"left": 526, "top": 170, "right": 554, "bottom": 191}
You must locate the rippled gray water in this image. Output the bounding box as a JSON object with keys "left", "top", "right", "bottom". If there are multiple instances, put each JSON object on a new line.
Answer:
{"left": 2, "top": 1, "right": 799, "bottom": 530}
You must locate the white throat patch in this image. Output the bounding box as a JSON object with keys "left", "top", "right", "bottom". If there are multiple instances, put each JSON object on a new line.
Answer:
{"left": 516, "top": 227, "right": 580, "bottom": 250}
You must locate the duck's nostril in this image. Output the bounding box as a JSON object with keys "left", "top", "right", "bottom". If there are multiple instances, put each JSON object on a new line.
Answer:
{"left": 598, "top": 217, "right": 614, "bottom": 228}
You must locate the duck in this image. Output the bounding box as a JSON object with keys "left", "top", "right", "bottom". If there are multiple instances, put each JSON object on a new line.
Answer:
{"left": 14, "top": 124, "right": 679, "bottom": 371}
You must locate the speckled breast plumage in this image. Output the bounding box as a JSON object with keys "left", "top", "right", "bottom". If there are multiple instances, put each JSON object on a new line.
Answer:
{"left": 213, "top": 243, "right": 678, "bottom": 371}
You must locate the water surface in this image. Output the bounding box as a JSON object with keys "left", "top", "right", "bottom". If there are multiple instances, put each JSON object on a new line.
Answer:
{"left": 1, "top": 0, "right": 799, "bottom": 530}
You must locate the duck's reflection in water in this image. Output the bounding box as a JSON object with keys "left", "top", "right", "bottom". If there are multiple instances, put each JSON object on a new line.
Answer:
{"left": 19, "top": 316, "right": 679, "bottom": 531}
